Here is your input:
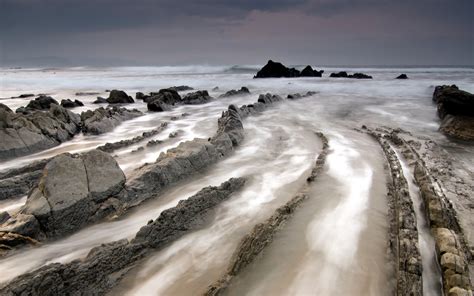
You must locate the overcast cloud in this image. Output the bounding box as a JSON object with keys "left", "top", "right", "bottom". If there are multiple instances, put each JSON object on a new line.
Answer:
{"left": 1, "top": 0, "right": 472, "bottom": 66}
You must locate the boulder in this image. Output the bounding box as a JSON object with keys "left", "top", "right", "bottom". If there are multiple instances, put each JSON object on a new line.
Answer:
{"left": 330, "top": 71, "right": 349, "bottom": 78}
{"left": 254, "top": 60, "right": 300, "bottom": 78}
{"left": 106, "top": 90, "right": 134, "bottom": 104}
{"left": 16, "top": 95, "right": 59, "bottom": 113}
{"left": 300, "top": 65, "right": 323, "bottom": 77}
{"left": 135, "top": 92, "right": 149, "bottom": 101}
{"left": 0, "top": 103, "right": 12, "bottom": 113}
{"left": 11, "top": 150, "right": 126, "bottom": 237}
{"left": 396, "top": 74, "right": 408, "bottom": 79}
{"left": 93, "top": 96, "right": 107, "bottom": 104}
{"left": 81, "top": 107, "right": 143, "bottom": 135}
{"left": 182, "top": 90, "right": 213, "bottom": 104}
{"left": 60, "top": 99, "right": 84, "bottom": 108}
{"left": 219, "top": 87, "right": 250, "bottom": 98}
{"left": 432, "top": 85, "right": 474, "bottom": 140}
{"left": 0, "top": 104, "right": 81, "bottom": 160}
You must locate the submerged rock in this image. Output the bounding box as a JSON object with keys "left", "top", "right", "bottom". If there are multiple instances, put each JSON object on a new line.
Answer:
{"left": 0, "top": 104, "right": 81, "bottom": 160}
{"left": 60, "top": 99, "right": 84, "bottom": 108}
{"left": 81, "top": 107, "right": 143, "bottom": 135}
{"left": 396, "top": 74, "right": 408, "bottom": 79}
{"left": 287, "top": 91, "right": 317, "bottom": 99}
{"left": 106, "top": 90, "right": 134, "bottom": 104}
{"left": 219, "top": 87, "right": 250, "bottom": 98}
{"left": 432, "top": 85, "right": 474, "bottom": 140}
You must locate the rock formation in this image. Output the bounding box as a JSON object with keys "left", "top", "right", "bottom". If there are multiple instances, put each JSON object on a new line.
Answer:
{"left": 106, "top": 90, "right": 134, "bottom": 104}
{"left": 432, "top": 85, "right": 474, "bottom": 140}
{"left": 80, "top": 107, "right": 143, "bottom": 135}
{"left": 396, "top": 74, "right": 408, "bottom": 79}
{"left": 330, "top": 72, "right": 373, "bottom": 79}
{"left": 0, "top": 104, "right": 81, "bottom": 160}
{"left": 15, "top": 95, "right": 59, "bottom": 114}
{"left": 60, "top": 99, "right": 84, "bottom": 108}
{"left": 254, "top": 60, "right": 323, "bottom": 78}
{"left": 219, "top": 87, "right": 250, "bottom": 98}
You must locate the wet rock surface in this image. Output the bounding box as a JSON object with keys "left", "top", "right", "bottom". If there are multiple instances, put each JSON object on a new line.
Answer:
{"left": 0, "top": 149, "right": 126, "bottom": 241}
{"left": 205, "top": 132, "right": 329, "bottom": 295}
{"left": 15, "top": 95, "right": 59, "bottom": 114}
{"left": 0, "top": 104, "right": 81, "bottom": 160}
{"left": 396, "top": 74, "right": 408, "bottom": 79}
{"left": 106, "top": 90, "right": 134, "bottom": 104}
{"left": 0, "top": 178, "right": 246, "bottom": 296}
{"left": 60, "top": 99, "right": 84, "bottom": 108}
{"left": 182, "top": 90, "right": 213, "bottom": 104}
{"left": 287, "top": 91, "right": 317, "bottom": 99}
{"left": 97, "top": 122, "right": 168, "bottom": 153}
{"left": 81, "top": 107, "right": 143, "bottom": 135}
{"left": 432, "top": 85, "right": 474, "bottom": 140}
{"left": 0, "top": 158, "right": 49, "bottom": 200}
{"left": 219, "top": 87, "right": 250, "bottom": 98}
{"left": 367, "top": 129, "right": 423, "bottom": 296}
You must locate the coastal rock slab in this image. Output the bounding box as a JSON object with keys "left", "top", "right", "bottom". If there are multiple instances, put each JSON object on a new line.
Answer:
{"left": 81, "top": 107, "right": 143, "bottom": 135}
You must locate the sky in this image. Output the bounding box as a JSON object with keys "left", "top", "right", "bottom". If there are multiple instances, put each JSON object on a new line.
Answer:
{"left": 1, "top": 0, "right": 473, "bottom": 66}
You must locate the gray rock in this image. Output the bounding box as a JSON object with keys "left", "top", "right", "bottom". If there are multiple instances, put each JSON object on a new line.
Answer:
{"left": 106, "top": 90, "right": 134, "bottom": 104}
{"left": 81, "top": 107, "right": 143, "bottom": 135}
{"left": 0, "top": 178, "right": 246, "bottom": 296}
{"left": 0, "top": 104, "right": 81, "bottom": 160}
{"left": 0, "top": 103, "right": 13, "bottom": 113}
{"left": 3, "top": 150, "right": 126, "bottom": 238}
{"left": 219, "top": 87, "right": 250, "bottom": 98}
{"left": 15, "top": 95, "right": 59, "bottom": 114}
{"left": 93, "top": 97, "right": 107, "bottom": 104}
{"left": 60, "top": 99, "right": 84, "bottom": 108}
{"left": 182, "top": 90, "right": 213, "bottom": 105}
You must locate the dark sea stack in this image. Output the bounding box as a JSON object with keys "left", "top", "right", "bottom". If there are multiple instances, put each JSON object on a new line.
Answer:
{"left": 432, "top": 85, "right": 474, "bottom": 140}
{"left": 330, "top": 71, "right": 349, "bottom": 78}
{"left": 219, "top": 87, "right": 250, "bottom": 98}
{"left": 300, "top": 65, "right": 324, "bottom": 77}
{"left": 254, "top": 60, "right": 300, "bottom": 78}
{"left": 396, "top": 74, "right": 408, "bottom": 79}
{"left": 330, "top": 71, "right": 372, "bottom": 79}
{"left": 106, "top": 90, "right": 134, "bottom": 104}
{"left": 60, "top": 99, "right": 84, "bottom": 108}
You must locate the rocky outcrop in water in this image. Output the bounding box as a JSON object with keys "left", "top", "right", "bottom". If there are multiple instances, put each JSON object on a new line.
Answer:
{"left": 106, "top": 90, "right": 134, "bottom": 104}
{"left": 146, "top": 88, "right": 182, "bottom": 111}
{"left": 432, "top": 85, "right": 474, "bottom": 140}
{"left": 330, "top": 72, "right": 372, "bottom": 79}
{"left": 300, "top": 65, "right": 324, "bottom": 77}
{"left": 182, "top": 90, "right": 213, "bottom": 104}
{"left": 287, "top": 91, "right": 317, "bottom": 99}
{"left": 0, "top": 158, "right": 50, "bottom": 200}
{"left": 0, "top": 178, "right": 246, "bottom": 295}
{"left": 0, "top": 104, "right": 81, "bottom": 160}
{"left": 97, "top": 122, "right": 168, "bottom": 153}
{"left": 396, "top": 74, "right": 408, "bottom": 79}
{"left": 205, "top": 132, "right": 329, "bottom": 295}
{"left": 0, "top": 150, "right": 126, "bottom": 246}
{"left": 81, "top": 107, "right": 143, "bottom": 135}
{"left": 367, "top": 129, "right": 422, "bottom": 295}
{"left": 219, "top": 87, "right": 250, "bottom": 98}
{"left": 93, "top": 97, "right": 107, "bottom": 104}
{"left": 60, "top": 99, "right": 84, "bottom": 108}
{"left": 15, "top": 95, "right": 59, "bottom": 114}
{"left": 254, "top": 60, "right": 323, "bottom": 78}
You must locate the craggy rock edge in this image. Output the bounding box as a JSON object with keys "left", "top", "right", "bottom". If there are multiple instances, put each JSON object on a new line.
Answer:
{"left": 0, "top": 178, "right": 246, "bottom": 295}
{"left": 367, "top": 129, "right": 423, "bottom": 296}
{"left": 387, "top": 129, "right": 473, "bottom": 295}
{"left": 203, "top": 132, "right": 329, "bottom": 296}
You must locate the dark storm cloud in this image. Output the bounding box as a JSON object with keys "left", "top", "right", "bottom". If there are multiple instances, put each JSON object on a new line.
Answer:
{"left": 1, "top": 0, "right": 473, "bottom": 66}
